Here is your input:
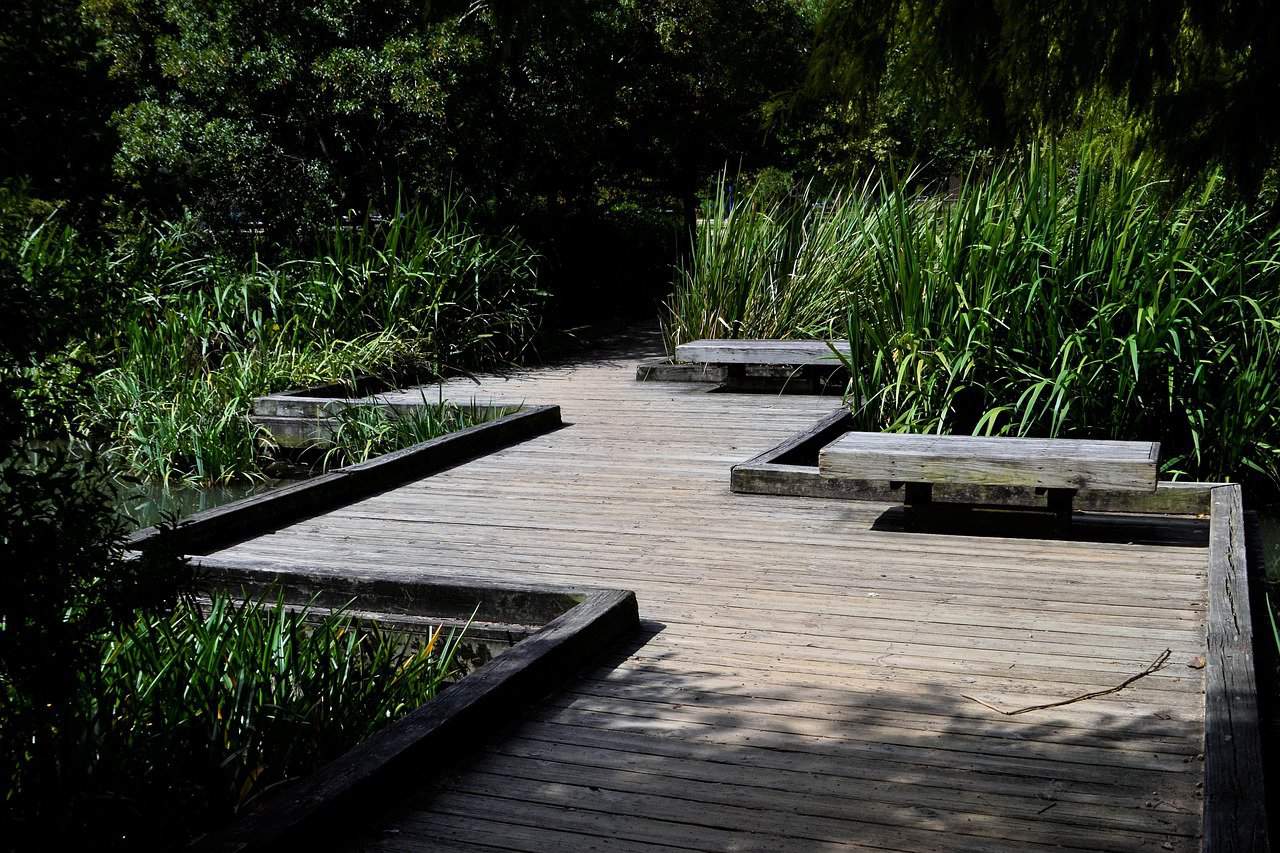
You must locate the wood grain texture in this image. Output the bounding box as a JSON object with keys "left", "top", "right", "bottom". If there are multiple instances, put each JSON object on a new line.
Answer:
{"left": 820, "top": 431, "right": 1160, "bottom": 492}
{"left": 1203, "top": 485, "right": 1270, "bottom": 853}
{"left": 209, "top": 328, "right": 1235, "bottom": 852}
{"left": 675, "top": 338, "right": 850, "bottom": 365}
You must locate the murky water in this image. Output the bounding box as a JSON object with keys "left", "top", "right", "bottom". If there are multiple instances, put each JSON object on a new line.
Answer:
{"left": 114, "top": 478, "right": 300, "bottom": 530}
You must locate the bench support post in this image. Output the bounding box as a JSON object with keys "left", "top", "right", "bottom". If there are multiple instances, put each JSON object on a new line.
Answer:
{"left": 902, "top": 482, "right": 933, "bottom": 506}
{"left": 1044, "top": 488, "right": 1075, "bottom": 534}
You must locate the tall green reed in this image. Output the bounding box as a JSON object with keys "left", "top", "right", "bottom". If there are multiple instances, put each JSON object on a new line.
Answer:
{"left": 318, "top": 397, "right": 520, "bottom": 470}
{"left": 665, "top": 173, "right": 878, "bottom": 347}
{"left": 674, "top": 146, "right": 1280, "bottom": 487}
{"left": 70, "top": 200, "right": 543, "bottom": 486}
{"left": 81, "top": 592, "right": 470, "bottom": 847}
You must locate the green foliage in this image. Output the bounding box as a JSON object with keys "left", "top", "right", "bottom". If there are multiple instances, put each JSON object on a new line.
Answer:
{"left": 6, "top": 591, "right": 468, "bottom": 848}
{"left": 666, "top": 173, "right": 876, "bottom": 345}
{"left": 0, "top": 195, "right": 190, "bottom": 848}
{"left": 83, "top": 0, "right": 810, "bottom": 239}
{"left": 319, "top": 398, "right": 519, "bottom": 470}
{"left": 78, "top": 594, "right": 469, "bottom": 848}
{"left": 0, "top": 0, "right": 118, "bottom": 212}
{"left": 0, "top": 447, "right": 189, "bottom": 849}
{"left": 808, "top": 0, "right": 1280, "bottom": 199}
{"left": 51, "top": 200, "right": 544, "bottom": 486}
{"left": 673, "top": 146, "right": 1280, "bottom": 487}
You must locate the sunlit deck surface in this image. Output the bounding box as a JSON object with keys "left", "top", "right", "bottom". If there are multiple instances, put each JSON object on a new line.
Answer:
{"left": 214, "top": 331, "right": 1209, "bottom": 852}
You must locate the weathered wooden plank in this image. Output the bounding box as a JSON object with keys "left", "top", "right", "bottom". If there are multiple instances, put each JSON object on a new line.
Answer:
{"left": 1203, "top": 485, "right": 1270, "bottom": 853}
{"left": 820, "top": 431, "right": 1160, "bottom": 491}
{"left": 633, "top": 355, "right": 726, "bottom": 383}
{"left": 675, "top": 338, "right": 850, "bottom": 365}
{"left": 204, "top": 337, "right": 1235, "bottom": 852}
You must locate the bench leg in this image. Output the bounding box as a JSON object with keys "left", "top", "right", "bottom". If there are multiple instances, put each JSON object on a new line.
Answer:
{"left": 903, "top": 482, "right": 933, "bottom": 506}
{"left": 1045, "top": 488, "right": 1075, "bottom": 535}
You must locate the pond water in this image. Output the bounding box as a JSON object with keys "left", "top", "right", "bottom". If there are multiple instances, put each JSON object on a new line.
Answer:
{"left": 114, "top": 477, "right": 300, "bottom": 530}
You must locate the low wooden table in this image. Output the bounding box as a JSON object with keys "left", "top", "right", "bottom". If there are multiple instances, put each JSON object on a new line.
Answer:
{"left": 817, "top": 432, "right": 1160, "bottom": 529}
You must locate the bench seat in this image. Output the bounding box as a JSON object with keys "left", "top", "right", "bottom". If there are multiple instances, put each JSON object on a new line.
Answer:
{"left": 674, "top": 339, "right": 849, "bottom": 366}
{"left": 818, "top": 432, "right": 1159, "bottom": 493}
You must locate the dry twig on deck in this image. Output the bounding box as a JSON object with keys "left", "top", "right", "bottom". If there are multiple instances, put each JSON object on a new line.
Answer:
{"left": 962, "top": 649, "right": 1172, "bottom": 716}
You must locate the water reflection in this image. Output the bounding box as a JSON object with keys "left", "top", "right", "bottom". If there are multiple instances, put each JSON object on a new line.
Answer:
{"left": 114, "top": 478, "right": 300, "bottom": 530}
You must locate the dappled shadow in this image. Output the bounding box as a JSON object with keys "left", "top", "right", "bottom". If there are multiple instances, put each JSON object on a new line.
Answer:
{"left": 338, "top": 613, "right": 1206, "bottom": 852}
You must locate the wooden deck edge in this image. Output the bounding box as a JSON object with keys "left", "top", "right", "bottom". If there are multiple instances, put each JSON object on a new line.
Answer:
{"left": 731, "top": 410, "right": 1214, "bottom": 515}
{"left": 1203, "top": 484, "right": 1270, "bottom": 852}
{"left": 634, "top": 355, "right": 726, "bottom": 383}
{"left": 250, "top": 395, "right": 524, "bottom": 420}
{"left": 191, "top": 553, "right": 605, "bottom": 625}
{"left": 188, "top": 567, "right": 639, "bottom": 853}
{"left": 127, "top": 405, "right": 562, "bottom": 556}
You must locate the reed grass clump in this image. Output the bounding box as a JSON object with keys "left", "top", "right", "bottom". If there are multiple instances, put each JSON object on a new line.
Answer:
{"left": 318, "top": 397, "right": 520, "bottom": 469}
{"left": 671, "top": 146, "right": 1280, "bottom": 487}
{"left": 665, "top": 175, "right": 877, "bottom": 346}
{"left": 17, "top": 198, "right": 545, "bottom": 486}
{"left": 66, "top": 593, "right": 468, "bottom": 847}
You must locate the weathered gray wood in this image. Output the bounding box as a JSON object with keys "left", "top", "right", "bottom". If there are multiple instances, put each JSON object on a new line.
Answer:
{"left": 735, "top": 407, "right": 851, "bottom": 468}
{"left": 190, "top": 566, "right": 639, "bottom": 853}
{"left": 634, "top": 356, "right": 726, "bottom": 383}
{"left": 675, "top": 338, "right": 850, "bottom": 366}
{"left": 207, "top": 345, "right": 1235, "bottom": 851}
{"left": 820, "top": 431, "right": 1160, "bottom": 492}
{"left": 249, "top": 397, "right": 521, "bottom": 447}
{"left": 734, "top": 461, "right": 1214, "bottom": 514}
{"left": 128, "top": 405, "right": 561, "bottom": 556}
{"left": 1203, "top": 485, "right": 1269, "bottom": 853}
{"left": 193, "top": 554, "right": 592, "bottom": 625}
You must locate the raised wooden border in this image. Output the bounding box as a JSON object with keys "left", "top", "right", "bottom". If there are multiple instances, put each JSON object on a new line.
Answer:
{"left": 732, "top": 409, "right": 1215, "bottom": 516}
{"left": 250, "top": 390, "right": 525, "bottom": 447}
{"left": 188, "top": 557, "right": 639, "bottom": 853}
{"left": 634, "top": 355, "right": 726, "bottom": 383}
{"left": 1204, "top": 484, "right": 1269, "bottom": 852}
{"left": 128, "top": 405, "right": 562, "bottom": 556}
{"left": 674, "top": 338, "right": 850, "bottom": 365}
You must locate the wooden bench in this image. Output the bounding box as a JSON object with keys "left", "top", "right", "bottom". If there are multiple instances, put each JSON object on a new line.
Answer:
{"left": 817, "top": 432, "right": 1160, "bottom": 529}
{"left": 672, "top": 339, "right": 850, "bottom": 392}
{"left": 674, "top": 339, "right": 849, "bottom": 366}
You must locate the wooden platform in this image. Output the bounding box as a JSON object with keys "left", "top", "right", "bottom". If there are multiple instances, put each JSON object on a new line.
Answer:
{"left": 212, "top": 335, "right": 1218, "bottom": 852}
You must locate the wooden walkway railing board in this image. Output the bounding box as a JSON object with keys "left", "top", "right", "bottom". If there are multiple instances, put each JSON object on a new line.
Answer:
{"left": 212, "top": 340, "right": 1226, "bottom": 852}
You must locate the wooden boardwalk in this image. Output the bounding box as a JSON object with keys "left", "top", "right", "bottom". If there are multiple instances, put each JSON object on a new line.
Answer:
{"left": 214, "top": 335, "right": 1210, "bottom": 852}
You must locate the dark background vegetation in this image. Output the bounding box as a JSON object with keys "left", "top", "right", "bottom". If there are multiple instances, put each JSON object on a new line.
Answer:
{"left": 4, "top": 0, "right": 1280, "bottom": 848}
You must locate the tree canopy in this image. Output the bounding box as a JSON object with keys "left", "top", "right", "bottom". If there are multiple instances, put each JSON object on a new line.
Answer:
{"left": 809, "top": 0, "right": 1280, "bottom": 196}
